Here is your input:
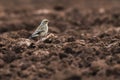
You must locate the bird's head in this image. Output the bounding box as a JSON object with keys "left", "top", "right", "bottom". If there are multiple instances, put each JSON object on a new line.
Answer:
{"left": 40, "top": 19, "right": 49, "bottom": 25}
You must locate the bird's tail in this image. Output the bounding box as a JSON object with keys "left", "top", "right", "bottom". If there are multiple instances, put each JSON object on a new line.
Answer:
{"left": 29, "top": 34, "right": 38, "bottom": 39}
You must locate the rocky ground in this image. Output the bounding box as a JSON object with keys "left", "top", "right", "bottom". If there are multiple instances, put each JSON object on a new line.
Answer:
{"left": 0, "top": 0, "right": 120, "bottom": 80}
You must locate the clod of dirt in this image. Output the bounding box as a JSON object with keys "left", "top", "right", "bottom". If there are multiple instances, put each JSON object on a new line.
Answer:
{"left": 54, "top": 5, "right": 65, "bottom": 11}
{"left": 33, "top": 50, "right": 50, "bottom": 57}
{"left": 66, "top": 36, "right": 75, "bottom": 42}
{"left": 43, "top": 33, "right": 59, "bottom": 43}
{"left": 0, "top": 42, "right": 5, "bottom": 47}
{"left": 53, "top": 69, "right": 82, "bottom": 80}
{"left": 0, "top": 59, "right": 4, "bottom": 68}
{"left": 91, "top": 59, "right": 108, "bottom": 69}
{"left": 106, "top": 64, "right": 120, "bottom": 76}
{"left": 99, "top": 8, "right": 106, "bottom": 14}
{"left": 34, "top": 9, "right": 54, "bottom": 15}
{"left": 65, "top": 75, "right": 82, "bottom": 80}
{"left": 16, "top": 38, "right": 32, "bottom": 47}
{"left": 2, "top": 51, "right": 18, "bottom": 63}
{"left": 28, "top": 43, "right": 36, "bottom": 48}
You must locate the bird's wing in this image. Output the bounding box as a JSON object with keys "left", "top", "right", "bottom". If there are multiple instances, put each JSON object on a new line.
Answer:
{"left": 34, "top": 30, "right": 44, "bottom": 35}
{"left": 32, "top": 30, "right": 43, "bottom": 36}
{"left": 29, "top": 29, "right": 43, "bottom": 39}
{"left": 29, "top": 25, "right": 44, "bottom": 39}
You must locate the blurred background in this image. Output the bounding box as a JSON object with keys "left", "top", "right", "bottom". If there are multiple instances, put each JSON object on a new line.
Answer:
{"left": 0, "top": 0, "right": 120, "bottom": 10}
{"left": 0, "top": 0, "right": 120, "bottom": 33}
{"left": 0, "top": 0, "right": 119, "bottom": 34}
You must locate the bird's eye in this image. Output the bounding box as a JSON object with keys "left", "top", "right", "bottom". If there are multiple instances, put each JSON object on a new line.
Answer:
{"left": 45, "top": 21, "right": 48, "bottom": 22}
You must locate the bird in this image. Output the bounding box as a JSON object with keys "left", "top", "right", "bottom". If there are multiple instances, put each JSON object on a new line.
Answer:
{"left": 29, "top": 19, "right": 49, "bottom": 39}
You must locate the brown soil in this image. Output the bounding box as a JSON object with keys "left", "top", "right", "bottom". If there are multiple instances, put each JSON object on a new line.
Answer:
{"left": 0, "top": 0, "right": 120, "bottom": 80}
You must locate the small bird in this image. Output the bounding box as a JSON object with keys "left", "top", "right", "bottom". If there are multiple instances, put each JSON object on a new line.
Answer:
{"left": 29, "top": 19, "right": 49, "bottom": 39}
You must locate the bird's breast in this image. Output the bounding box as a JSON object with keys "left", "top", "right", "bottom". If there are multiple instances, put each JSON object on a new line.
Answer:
{"left": 40, "top": 25, "right": 48, "bottom": 36}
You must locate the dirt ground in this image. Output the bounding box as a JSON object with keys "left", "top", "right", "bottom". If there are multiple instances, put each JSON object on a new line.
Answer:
{"left": 0, "top": 0, "right": 120, "bottom": 80}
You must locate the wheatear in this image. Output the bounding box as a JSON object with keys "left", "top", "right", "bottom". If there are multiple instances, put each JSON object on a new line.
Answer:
{"left": 29, "top": 19, "right": 49, "bottom": 40}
